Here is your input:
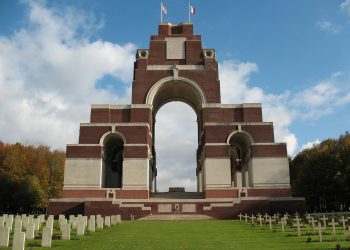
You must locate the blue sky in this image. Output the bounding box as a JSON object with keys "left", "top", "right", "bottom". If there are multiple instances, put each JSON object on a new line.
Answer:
{"left": 1, "top": 0, "right": 350, "bottom": 191}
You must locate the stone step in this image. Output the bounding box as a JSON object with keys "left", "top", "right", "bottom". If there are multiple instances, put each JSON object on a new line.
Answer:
{"left": 138, "top": 214, "right": 213, "bottom": 221}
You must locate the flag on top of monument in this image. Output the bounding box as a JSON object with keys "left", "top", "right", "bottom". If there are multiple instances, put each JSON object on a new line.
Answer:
{"left": 190, "top": 5, "right": 196, "bottom": 15}
{"left": 161, "top": 2, "right": 167, "bottom": 14}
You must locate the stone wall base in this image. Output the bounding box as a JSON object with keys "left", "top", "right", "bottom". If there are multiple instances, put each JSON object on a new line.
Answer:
{"left": 48, "top": 196, "right": 305, "bottom": 220}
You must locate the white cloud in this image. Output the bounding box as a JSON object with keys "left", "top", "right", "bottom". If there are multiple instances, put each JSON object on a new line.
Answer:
{"left": 316, "top": 21, "right": 342, "bottom": 34}
{"left": 301, "top": 139, "right": 321, "bottom": 151}
{"left": 341, "top": 0, "right": 350, "bottom": 15}
{"left": 219, "top": 60, "right": 298, "bottom": 155}
{"left": 0, "top": 0, "right": 135, "bottom": 149}
{"left": 291, "top": 72, "right": 350, "bottom": 120}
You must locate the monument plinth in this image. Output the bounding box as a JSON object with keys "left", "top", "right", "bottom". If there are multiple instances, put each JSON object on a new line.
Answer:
{"left": 48, "top": 23, "right": 305, "bottom": 219}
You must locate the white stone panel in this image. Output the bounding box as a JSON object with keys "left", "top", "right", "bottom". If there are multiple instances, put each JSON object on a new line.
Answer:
{"left": 182, "top": 204, "right": 196, "bottom": 213}
{"left": 122, "top": 159, "right": 149, "bottom": 189}
{"left": 64, "top": 159, "right": 102, "bottom": 188}
{"left": 251, "top": 157, "right": 291, "bottom": 187}
{"left": 158, "top": 204, "right": 172, "bottom": 213}
{"left": 203, "top": 158, "right": 231, "bottom": 188}
{"left": 165, "top": 37, "right": 186, "bottom": 59}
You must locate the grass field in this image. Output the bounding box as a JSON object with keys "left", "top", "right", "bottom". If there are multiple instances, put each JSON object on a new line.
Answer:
{"left": 2, "top": 220, "right": 349, "bottom": 250}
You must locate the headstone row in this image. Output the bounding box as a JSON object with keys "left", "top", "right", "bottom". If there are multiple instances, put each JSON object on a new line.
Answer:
{"left": 237, "top": 212, "right": 350, "bottom": 243}
{"left": 0, "top": 213, "right": 122, "bottom": 249}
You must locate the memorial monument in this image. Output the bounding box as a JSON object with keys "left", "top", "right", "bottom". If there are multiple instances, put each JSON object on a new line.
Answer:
{"left": 48, "top": 23, "right": 305, "bottom": 218}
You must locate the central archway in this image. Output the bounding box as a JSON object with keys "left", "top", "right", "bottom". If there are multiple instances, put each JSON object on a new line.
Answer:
{"left": 155, "top": 102, "right": 198, "bottom": 192}
{"left": 147, "top": 77, "right": 206, "bottom": 193}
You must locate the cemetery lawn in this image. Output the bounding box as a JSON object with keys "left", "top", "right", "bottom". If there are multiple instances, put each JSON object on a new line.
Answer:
{"left": 1, "top": 220, "right": 349, "bottom": 250}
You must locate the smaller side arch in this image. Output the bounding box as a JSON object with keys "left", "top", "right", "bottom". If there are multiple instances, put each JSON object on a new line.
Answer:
{"left": 227, "top": 130, "right": 254, "bottom": 189}
{"left": 100, "top": 131, "right": 125, "bottom": 188}
{"left": 99, "top": 131, "right": 126, "bottom": 145}
{"left": 226, "top": 130, "right": 254, "bottom": 145}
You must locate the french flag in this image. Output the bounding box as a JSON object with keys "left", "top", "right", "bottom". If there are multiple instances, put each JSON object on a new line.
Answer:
{"left": 190, "top": 5, "right": 196, "bottom": 15}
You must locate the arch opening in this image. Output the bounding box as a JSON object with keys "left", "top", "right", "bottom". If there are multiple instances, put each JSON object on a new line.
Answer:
{"left": 101, "top": 133, "right": 124, "bottom": 188}
{"left": 154, "top": 102, "right": 198, "bottom": 192}
{"left": 228, "top": 131, "right": 253, "bottom": 189}
{"left": 147, "top": 77, "right": 205, "bottom": 194}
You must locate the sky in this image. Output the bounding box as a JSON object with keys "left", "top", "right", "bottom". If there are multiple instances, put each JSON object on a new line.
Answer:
{"left": 1, "top": 0, "right": 350, "bottom": 191}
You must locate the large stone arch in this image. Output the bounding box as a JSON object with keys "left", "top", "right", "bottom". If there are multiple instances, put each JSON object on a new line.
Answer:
{"left": 146, "top": 76, "right": 206, "bottom": 192}
{"left": 146, "top": 76, "right": 206, "bottom": 115}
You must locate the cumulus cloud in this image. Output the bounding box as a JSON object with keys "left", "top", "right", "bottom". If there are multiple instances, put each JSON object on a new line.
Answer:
{"left": 0, "top": 0, "right": 135, "bottom": 148}
{"left": 291, "top": 72, "right": 350, "bottom": 120}
{"left": 316, "top": 21, "right": 342, "bottom": 34}
{"left": 301, "top": 139, "right": 321, "bottom": 151}
{"left": 341, "top": 0, "right": 350, "bottom": 15}
{"left": 219, "top": 60, "right": 298, "bottom": 155}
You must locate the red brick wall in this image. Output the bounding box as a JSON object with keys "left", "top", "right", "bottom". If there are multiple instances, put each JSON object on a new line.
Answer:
{"left": 242, "top": 125, "right": 275, "bottom": 143}
{"left": 243, "top": 108, "right": 262, "bottom": 122}
{"left": 124, "top": 145, "right": 149, "bottom": 158}
{"left": 205, "top": 145, "right": 229, "bottom": 158}
{"left": 130, "top": 108, "right": 152, "bottom": 123}
{"left": 247, "top": 188, "right": 292, "bottom": 197}
{"left": 115, "top": 189, "right": 149, "bottom": 199}
{"left": 79, "top": 126, "right": 111, "bottom": 144}
{"left": 251, "top": 144, "right": 287, "bottom": 157}
{"left": 62, "top": 189, "right": 106, "bottom": 198}
{"left": 66, "top": 145, "right": 102, "bottom": 158}
{"left": 79, "top": 126, "right": 150, "bottom": 145}
{"left": 90, "top": 108, "right": 131, "bottom": 123}
{"left": 205, "top": 189, "right": 239, "bottom": 198}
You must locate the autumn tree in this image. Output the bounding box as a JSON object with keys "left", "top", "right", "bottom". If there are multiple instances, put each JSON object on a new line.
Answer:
{"left": 0, "top": 141, "right": 65, "bottom": 213}
{"left": 290, "top": 132, "right": 350, "bottom": 212}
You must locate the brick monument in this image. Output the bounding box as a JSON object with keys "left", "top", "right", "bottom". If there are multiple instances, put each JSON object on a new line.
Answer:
{"left": 48, "top": 23, "right": 305, "bottom": 218}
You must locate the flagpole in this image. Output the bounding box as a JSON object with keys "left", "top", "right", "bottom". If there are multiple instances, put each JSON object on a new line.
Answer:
{"left": 161, "top": 1, "right": 163, "bottom": 23}
{"left": 188, "top": 1, "right": 191, "bottom": 22}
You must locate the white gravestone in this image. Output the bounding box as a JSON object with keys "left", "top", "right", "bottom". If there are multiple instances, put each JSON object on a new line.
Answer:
{"left": 328, "top": 218, "right": 339, "bottom": 236}
{"left": 316, "top": 222, "right": 323, "bottom": 242}
{"left": 12, "top": 232, "right": 25, "bottom": 250}
{"left": 293, "top": 217, "right": 303, "bottom": 237}
{"left": 41, "top": 226, "right": 52, "bottom": 247}
{"left": 116, "top": 215, "right": 122, "bottom": 224}
{"left": 77, "top": 221, "right": 85, "bottom": 236}
{"left": 14, "top": 218, "right": 22, "bottom": 233}
{"left": 88, "top": 218, "right": 95, "bottom": 232}
{"left": 339, "top": 216, "right": 347, "bottom": 230}
{"left": 0, "top": 217, "right": 4, "bottom": 228}
{"left": 104, "top": 216, "right": 111, "bottom": 227}
{"left": 320, "top": 214, "right": 328, "bottom": 229}
{"left": 110, "top": 216, "right": 116, "bottom": 225}
{"left": 34, "top": 218, "right": 40, "bottom": 231}
{"left": 25, "top": 223, "right": 35, "bottom": 240}
{"left": 96, "top": 217, "right": 104, "bottom": 229}
{"left": 46, "top": 218, "right": 54, "bottom": 235}
{"left": 0, "top": 227, "right": 10, "bottom": 247}
{"left": 5, "top": 217, "right": 13, "bottom": 231}
{"left": 61, "top": 224, "right": 70, "bottom": 240}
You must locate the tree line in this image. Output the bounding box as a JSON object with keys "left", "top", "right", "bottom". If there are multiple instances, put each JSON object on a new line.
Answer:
{"left": 290, "top": 132, "right": 350, "bottom": 212}
{"left": 0, "top": 141, "right": 65, "bottom": 214}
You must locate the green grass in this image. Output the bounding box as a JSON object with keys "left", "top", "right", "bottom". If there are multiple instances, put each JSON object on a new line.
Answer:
{"left": 1, "top": 220, "right": 350, "bottom": 250}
